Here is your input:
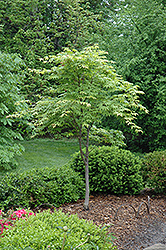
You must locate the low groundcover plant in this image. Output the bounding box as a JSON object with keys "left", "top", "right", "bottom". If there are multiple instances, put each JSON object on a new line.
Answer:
{"left": 0, "top": 208, "right": 35, "bottom": 237}
{"left": 0, "top": 209, "right": 117, "bottom": 249}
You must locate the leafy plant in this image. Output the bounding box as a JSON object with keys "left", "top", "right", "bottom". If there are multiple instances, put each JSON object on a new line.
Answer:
{"left": 71, "top": 146, "right": 143, "bottom": 195}
{"left": 0, "top": 208, "right": 35, "bottom": 236}
{"left": 90, "top": 126, "right": 126, "bottom": 147}
{"left": 0, "top": 0, "right": 104, "bottom": 102}
{"left": 0, "top": 51, "right": 27, "bottom": 171}
{"left": 141, "top": 150, "right": 166, "bottom": 193}
{"left": 104, "top": 0, "right": 166, "bottom": 152}
{"left": 32, "top": 45, "right": 147, "bottom": 209}
{"left": 0, "top": 165, "right": 85, "bottom": 210}
{"left": 0, "top": 209, "right": 117, "bottom": 249}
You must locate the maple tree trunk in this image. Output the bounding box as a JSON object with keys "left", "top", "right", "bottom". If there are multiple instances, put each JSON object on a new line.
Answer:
{"left": 84, "top": 161, "right": 89, "bottom": 210}
{"left": 78, "top": 126, "right": 90, "bottom": 210}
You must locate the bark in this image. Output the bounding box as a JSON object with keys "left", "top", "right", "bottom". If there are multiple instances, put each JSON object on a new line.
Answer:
{"left": 83, "top": 126, "right": 90, "bottom": 210}
{"left": 78, "top": 125, "right": 91, "bottom": 210}
{"left": 84, "top": 161, "right": 89, "bottom": 210}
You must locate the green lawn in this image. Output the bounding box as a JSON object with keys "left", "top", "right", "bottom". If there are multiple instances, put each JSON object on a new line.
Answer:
{"left": 4, "top": 138, "right": 79, "bottom": 174}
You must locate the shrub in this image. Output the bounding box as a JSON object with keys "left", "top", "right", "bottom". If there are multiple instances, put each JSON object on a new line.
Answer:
{"left": 0, "top": 209, "right": 117, "bottom": 250}
{"left": 0, "top": 165, "right": 85, "bottom": 210}
{"left": 0, "top": 208, "right": 35, "bottom": 236}
{"left": 141, "top": 150, "right": 166, "bottom": 193}
{"left": 70, "top": 146, "right": 143, "bottom": 195}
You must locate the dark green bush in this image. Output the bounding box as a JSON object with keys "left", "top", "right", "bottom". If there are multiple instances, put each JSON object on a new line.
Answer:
{"left": 141, "top": 150, "right": 166, "bottom": 193}
{"left": 71, "top": 146, "right": 143, "bottom": 195}
{"left": 0, "top": 165, "right": 85, "bottom": 210}
{"left": 0, "top": 209, "right": 116, "bottom": 249}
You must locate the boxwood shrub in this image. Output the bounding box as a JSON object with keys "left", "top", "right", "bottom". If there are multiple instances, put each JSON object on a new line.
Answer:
{"left": 70, "top": 146, "right": 143, "bottom": 195}
{"left": 141, "top": 150, "right": 166, "bottom": 193}
{"left": 0, "top": 165, "right": 85, "bottom": 210}
{"left": 0, "top": 209, "right": 117, "bottom": 250}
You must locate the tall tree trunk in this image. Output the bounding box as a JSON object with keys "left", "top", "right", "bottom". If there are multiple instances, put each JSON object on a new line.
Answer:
{"left": 84, "top": 161, "right": 89, "bottom": 210}
{"left": 83, "top": 127, "right": 90, "bottom": 210}
{"left": 78, "top": 125, "right": 91, "bottom": 210}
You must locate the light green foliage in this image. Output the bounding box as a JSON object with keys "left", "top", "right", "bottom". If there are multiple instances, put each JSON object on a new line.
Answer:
{"left": 0, "top": 165, "right": 85, "bottom": 210}
{"left": 0, "top": 209, "right": 116, "bottom": 250}
{"left": 90, "top": 125, "right": 126, "bottom": 147}
{"left": 104, "top": 0, "right": 166, "bottom": 151}
{"left": 33, "top": 46, "right": 146, "bottom": 134}
{"left": 141, "top": 150, "right": 166, "bottom": 193}
{"left": 0, "top": 52, "right": 27, "bottom": 170}
{"left": 32, "top": 45, "right": 146, "bottom": 208}
{"left": 71, "top": 146, "right": 143, "bottom": 194}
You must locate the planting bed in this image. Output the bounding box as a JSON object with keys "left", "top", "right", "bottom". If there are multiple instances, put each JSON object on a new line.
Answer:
{"left": 56, "top": 193, "right": 166, "bottom": 250}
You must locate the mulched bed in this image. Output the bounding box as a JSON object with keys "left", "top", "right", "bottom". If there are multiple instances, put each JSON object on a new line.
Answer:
{"left": 56, "top": 193, "right": 166, "bottom": 250}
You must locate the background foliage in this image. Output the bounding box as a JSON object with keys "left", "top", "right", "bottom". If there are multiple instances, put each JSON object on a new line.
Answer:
{"left": 0, "top": 52, "right": 27, "bottom": 171}
{"left": 103, "top": 0, "right": 166, "bottom": 152}
{"left": 0, "top": 0, "right": 104, "bottom": 102}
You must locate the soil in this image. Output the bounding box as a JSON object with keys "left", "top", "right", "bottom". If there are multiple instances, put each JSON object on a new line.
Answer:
{"left": 56, "top": 192, "right": 166, "bottom": 250}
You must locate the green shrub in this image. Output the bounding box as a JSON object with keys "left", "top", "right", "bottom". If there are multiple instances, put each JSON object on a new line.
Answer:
{"left": 71, "top": 146, "right": 143, "bottom": 195}
{"left": 0, "top": 209, "right": 117, "bottom": 250}
{"left": 0, "top": 165, "right": 85, "bottom": 210}
{"left": 141, "top": 150, "right": 166, "bottom": 193}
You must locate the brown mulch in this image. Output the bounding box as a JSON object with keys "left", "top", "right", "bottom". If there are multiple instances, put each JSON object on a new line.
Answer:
{"left": 56, "top": 192, "right": 166, "bottom": 250}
